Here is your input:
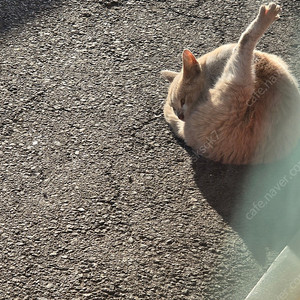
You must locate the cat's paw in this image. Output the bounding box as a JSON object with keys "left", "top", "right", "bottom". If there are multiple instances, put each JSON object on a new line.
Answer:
{"left": 258, "top": 3, "right": 282, "bottom": 24}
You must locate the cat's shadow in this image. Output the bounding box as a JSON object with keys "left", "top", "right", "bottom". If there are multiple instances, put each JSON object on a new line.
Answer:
{"left": 184, "top": 140, "right": 300, "bottom": 264}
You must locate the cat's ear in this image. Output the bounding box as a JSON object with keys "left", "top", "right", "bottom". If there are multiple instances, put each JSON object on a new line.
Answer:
{"left": 182, "top": 49, "right": 201, "bottom": 79}
{"left": 161, "top": 70, "right": 178, "bottom": 83}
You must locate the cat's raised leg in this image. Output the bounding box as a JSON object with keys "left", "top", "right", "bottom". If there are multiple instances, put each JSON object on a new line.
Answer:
{"left": 215, "top": 3, "right": 281, "bottom": 88}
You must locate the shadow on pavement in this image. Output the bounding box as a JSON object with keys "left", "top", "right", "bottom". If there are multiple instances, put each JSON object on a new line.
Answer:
{"left": 0, "top": 0, "right": 62, "bottom": 33}
{"left": 190, "top": 142, "right": 300, "bottom": 265}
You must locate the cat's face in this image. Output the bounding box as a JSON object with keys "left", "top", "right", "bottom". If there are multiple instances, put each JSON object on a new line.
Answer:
{"left": 162, "top": 50, "right": 203, "bottom": 120}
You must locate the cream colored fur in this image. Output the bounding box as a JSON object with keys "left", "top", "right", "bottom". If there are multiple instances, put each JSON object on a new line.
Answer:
{"left": 162, "top": 3, "right": 300, "bottom": 164}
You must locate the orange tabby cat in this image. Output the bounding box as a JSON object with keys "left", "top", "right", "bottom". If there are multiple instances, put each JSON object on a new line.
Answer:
{"left": 162, "top": 3, "right": 300, "bottom": 164}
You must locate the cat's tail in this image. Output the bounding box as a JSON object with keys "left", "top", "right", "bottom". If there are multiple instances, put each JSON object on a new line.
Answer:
{"left": 164, "top": 101, "right": 185, "bottom": 140}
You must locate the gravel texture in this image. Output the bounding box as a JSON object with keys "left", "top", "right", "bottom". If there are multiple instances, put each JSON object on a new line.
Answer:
{"left": 0, "top": 0, "right": 299, "bottom": 299}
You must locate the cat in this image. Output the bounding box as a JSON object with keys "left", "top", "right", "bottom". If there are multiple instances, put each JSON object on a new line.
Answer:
{"left": 162, "top": 3, "right": 300, "bottom": 164}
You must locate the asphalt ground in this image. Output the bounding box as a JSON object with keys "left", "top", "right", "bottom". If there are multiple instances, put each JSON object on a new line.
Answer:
{"left": 0, "top": 0, "right": 300, "bottom": 299}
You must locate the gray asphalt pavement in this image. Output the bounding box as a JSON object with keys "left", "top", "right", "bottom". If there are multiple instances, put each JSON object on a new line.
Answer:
{"left": 0, "top": 0, "right": 300, "bottom": 299}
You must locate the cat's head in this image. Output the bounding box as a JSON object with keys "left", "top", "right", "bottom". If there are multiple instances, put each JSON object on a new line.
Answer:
{"left": 161, "top": 49, "right": 204, "bottom": 120}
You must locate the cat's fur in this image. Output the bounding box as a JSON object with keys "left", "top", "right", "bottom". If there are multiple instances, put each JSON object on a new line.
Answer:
{"left": 162, "top": 3, "right": 300, "bottom": 164}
